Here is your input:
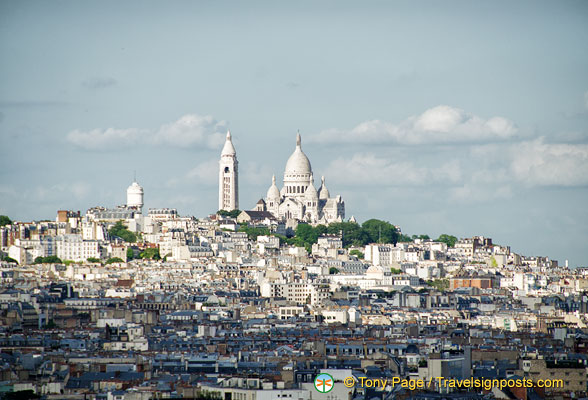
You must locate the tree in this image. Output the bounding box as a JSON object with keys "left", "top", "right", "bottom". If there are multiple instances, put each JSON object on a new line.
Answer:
{"left": 0, "top": 215, "right": 12, "bottom": 227}
{"left": 397, "top": 234, "right": 413, "bottom": 243}
{"left": 0, "top": 255, "right": 18, "bottom": 264}
{"left": 105, "top": 257, "right": 124, "bottom": 264}
{"left": 362, "top": 219, "right": 399, "bottom": 245}
{"left": 329, "top": 267, "right": 340, "bottom": 274}
{"left": 436, "top": 234, "right": 458, "bottom": 247}
{"left": 412, "top": 234, "right": 430, "bottom": 240}
{"left": 217, "top": 209, "right": 240, "bottom": 218}
{"left": 139, "top": 248, "right": 160, "bottom": 260}
{"left": 33, "top": 256, "right": 62, "bottom": 264}
{"left": 349, "top": 249, "right": 364, "bottom": 259}
{"left": 126, "top": 248, "right": 134, "bottom": 261}
{"left": 87, "top": 257, "right": 100, "bottom": 263}
{"left": 108, "top": 221, "right": 137, "bottom": 243}
{"left": 390, "top": 267, "right": 402, "bottom": 274}
{"left": 238, "top": 225, "right": 270, "bottom": 241}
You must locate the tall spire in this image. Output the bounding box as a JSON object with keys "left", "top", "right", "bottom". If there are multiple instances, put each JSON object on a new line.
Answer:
{"left": 272, "top": 174, "right": 276, "bottom": 185}
{"left": 221, "top": 130, "right": 236, "bottom": 156}
{"left": 296, "top": 131, "right": 301, "bottom": 148}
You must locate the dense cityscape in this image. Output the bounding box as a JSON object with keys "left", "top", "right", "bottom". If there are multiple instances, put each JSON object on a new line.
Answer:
{"left": 1, "top": 131, "right": 587, "bottom": 400}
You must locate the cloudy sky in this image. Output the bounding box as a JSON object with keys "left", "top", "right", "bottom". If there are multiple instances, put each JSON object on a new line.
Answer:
{"left": 1, "top": 1, "right": 587, "bottom": 266}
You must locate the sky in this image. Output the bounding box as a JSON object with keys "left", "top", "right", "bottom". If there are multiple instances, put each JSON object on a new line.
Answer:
{"left": 1, "top": 0, "right": 587, "bottom": 267}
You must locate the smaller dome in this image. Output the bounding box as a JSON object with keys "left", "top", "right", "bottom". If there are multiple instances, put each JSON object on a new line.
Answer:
{"left": 305, "top": 175, "right": 318, "bottom": 199}
{"left": 127, "top": 181, "right": 143, "bottom": 194}
{"left": 266, "top": 175, "right": 280, "bottom": 199}
{"left": 318, "top": 176, "right": 330, "bottom": 199}
{"left": 221, "top": 130, "right": 236, "bottom": 156}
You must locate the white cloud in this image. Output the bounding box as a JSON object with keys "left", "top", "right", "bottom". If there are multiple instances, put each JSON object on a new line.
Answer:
{"left": 153, "top": 114, "right": 227, "bottom": 149}
{"left": 510, "top": 138, "right": 588, "bottom": 186}
{"left": 186, "top": 159, "right": 218, "bottom": 185}
{"left": 323, "top": 153, "right": 461, "bottom": 186}
{"left": 309, "top": 105, "right": 517, "bottom": 145}
{"left": 66, "top": 114, "right": 226, "bottom": 151}
{"left": 66, "top": 128, "right": 144, "bottom": 150}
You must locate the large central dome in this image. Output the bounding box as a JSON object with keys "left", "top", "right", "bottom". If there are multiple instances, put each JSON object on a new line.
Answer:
{"left": 284, "top": 133, "right": 312, "bottom": 175}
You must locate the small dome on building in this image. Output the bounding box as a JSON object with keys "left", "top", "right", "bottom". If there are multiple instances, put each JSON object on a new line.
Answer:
{"left": 266, "top": 175, "right": 281, "bottom": 199}
{"left": 304, "top": 175, "right": 318, "bottom": 199}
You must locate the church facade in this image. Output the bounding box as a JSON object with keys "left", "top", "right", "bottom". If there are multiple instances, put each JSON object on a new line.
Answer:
{"left": 256, "top": 133, "right": 345, "bottom": 224}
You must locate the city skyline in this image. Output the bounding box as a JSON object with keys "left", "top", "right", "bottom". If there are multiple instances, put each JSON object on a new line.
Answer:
{"left": 1, "top": 1, "right": 587, "bottom": 267}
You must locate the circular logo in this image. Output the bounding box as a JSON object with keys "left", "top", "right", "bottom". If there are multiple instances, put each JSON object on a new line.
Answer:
{"left": 314, "top": 373, "right": 334, "bottom": 393}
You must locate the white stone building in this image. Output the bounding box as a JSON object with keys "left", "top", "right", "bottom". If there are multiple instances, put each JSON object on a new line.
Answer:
{"left": 218, "top": 131, "right": 239, "bottom": 211}
{"left": 258, "top": 133, "right": 345, "bottom": 224}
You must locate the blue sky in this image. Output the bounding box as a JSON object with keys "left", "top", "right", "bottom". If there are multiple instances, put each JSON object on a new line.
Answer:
{"left": 1, "top": 0, "right": 587, "bottom": 266}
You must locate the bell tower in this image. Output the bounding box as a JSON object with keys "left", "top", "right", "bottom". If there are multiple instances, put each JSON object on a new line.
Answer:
{"left": 218, "top": 131, "right": 239, "bottom": 211}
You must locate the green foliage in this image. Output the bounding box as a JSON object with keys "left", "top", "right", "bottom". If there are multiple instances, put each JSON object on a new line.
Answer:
{"left": 238, "top": 225, "right": 270, "bottom": 240}
{"left": 349, "top": 249, "right": 364, "bottom": 259}
{"left": 412, "top": 234, "right": 430, "bottom": 240}
{"left": 326, "top": 221, "right": 365, "bottom": 247}
{"left": 217, "top": 209, "right": 240, "bottom": 218}
{"left": 0, "top": 215, "right": 12, "bottom": 227}
{"left": 436, "top": 234, "right": 458, "bottom": 247}
{"left": 87, "top": 257, "right": 100, "bottom": 263}
{"left": 390, "top": 267, "right": 402, "bottom": 274}
{"left": 427, "top": 279, "right": 449, "bottom": 292}
{"left": 362, "top": 219, "right": 399, "bottom": 244}
{"left": 489, "top": 256, "right": 498, "bottom": 268}
{"left": 329, "top": 267, "right": 340, "bottom": 274}
{"left": 0, "top": 255, "right": 18, "bottom": 264}
{"left": 139, "top": 248, "right": 160, "bottom": 260}
{"left": 108, "top": 221, "right": 137, "bottom": 243}
{"left": 34, "top": 256, "right": 62, "bottom": 264}
{"left": 397, "top": 234, "right": 413, "bottom": 242}
{"left": 126, "top": 248, "right": 134, "bottom": 260}
{"left": 105, "top": 257, "right": 124, "bottom": 264}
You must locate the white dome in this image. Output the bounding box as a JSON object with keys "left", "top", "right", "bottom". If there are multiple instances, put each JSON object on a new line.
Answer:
{"left": 284, "top": 133, "right": 312, "bottom": 175}
{"left": 221, "top": 131, "right": 236, "bottom": 156}
{"left": 127, "top": 181, "right": 143, "bottom": 195}
{"left": 266, "top": 175, "right": 280, "bottom": 199}
{"left": 305, "top": 175, "right": 318, "bottom": 199}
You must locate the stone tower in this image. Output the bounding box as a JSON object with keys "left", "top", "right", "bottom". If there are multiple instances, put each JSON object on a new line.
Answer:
{"left": 218, "top": 131, "right": 239, "bottom": 211}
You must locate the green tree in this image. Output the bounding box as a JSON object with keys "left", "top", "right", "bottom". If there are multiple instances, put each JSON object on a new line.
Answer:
{"left": 87, "top": 257, "right": 100, "bottom": 263}
{"left": 238, "top": 225, "right": 270, "bottom": 241}
{"left": 217, "top": 209, "right": 240, "bottom": 218}
{"left": 349, "top": 249, "right": 364, "bottom": 259}
{"left": 108, "top": 221, "right": 137, "bottom": 243}
{"left": 362, "top": 219, "right": 399, "bottom": 245}
{"left": 0, "top": 215, "right": 12, "bottom": 227}
{"left": 105, "top": 257, "right": 124, "bottom": 264}
{"left": 126, "top": 248, "right": 134, "bottom": 260}
{"left": 139, "top": 248, "right": 160, "bottom": 260}
{"left": 326, "top": 221, "right": 365, "bottom": 247}
{"left": 436, "top": 234, "right": 458, "bottom": 247}
{"left": 412, "top": 234, "right": 430, "bottom": 240}
{"left": 329, "top": 267, "right": 340, "bottom": 274}
{"left": 34, "top": 256, "right": 62, "bottom": 264}
{"left": 397, "top": 234, "right": 413, "bottom": 243}
{"left": 0, "top": 255, "right": 18, "bottom": 264}
{"left": 390, "top": 267, "right": 402, "bottom": 274}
